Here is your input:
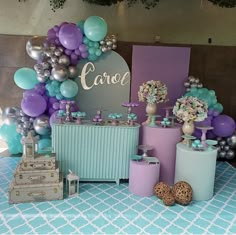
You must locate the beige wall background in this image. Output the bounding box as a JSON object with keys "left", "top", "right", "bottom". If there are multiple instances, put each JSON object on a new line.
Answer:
{"left": 0, "top": 0, "right": 236, "bottom": 45}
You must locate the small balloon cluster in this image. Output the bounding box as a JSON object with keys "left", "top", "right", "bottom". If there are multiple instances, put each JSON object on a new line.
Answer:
{"left": 216, "top": 134, "right": 236, "bottom": 160}
{"left": 183, "top": 76, "right": 236, "bottom": 150}
{"left": 184, "top": 76, "right": 203, "bottom": 92}
{"left": 0, "top": 16, "right": 116, "bottom": 154}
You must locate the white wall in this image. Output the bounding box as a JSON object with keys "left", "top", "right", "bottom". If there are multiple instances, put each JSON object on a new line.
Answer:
{"left": 0, "top": 0, "right": 236, "bottom": 45}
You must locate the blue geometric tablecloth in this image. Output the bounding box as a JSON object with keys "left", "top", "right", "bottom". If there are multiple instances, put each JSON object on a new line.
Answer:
{"left": 0, "top": 157, "right": 235, "bottom": 234}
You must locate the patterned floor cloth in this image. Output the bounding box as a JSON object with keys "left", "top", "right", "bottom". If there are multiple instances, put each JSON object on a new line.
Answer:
{"left": 0, "top": 157, "right": 236, "bottom": 234}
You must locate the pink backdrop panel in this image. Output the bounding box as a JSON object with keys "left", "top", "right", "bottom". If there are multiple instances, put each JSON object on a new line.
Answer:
{"left": 131, "top": 45, "right": 191, "bottom": 124}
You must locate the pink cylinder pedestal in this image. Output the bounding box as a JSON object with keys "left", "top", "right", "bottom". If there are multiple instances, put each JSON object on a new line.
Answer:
{"left": 129, "top": 160, "right": 160, "bottom": 197}
{"left": 142, "top": 124, "right": 182, "bottom": 185}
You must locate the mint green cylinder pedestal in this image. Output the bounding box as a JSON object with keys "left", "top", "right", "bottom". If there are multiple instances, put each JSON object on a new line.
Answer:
{"left": 174, "top": 143, "right": 217, "bottom": 201}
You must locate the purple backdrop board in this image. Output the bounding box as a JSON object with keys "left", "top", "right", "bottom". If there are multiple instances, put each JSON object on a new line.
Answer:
{"left": 131, "top": 45, "right": 191, "bottom": 124}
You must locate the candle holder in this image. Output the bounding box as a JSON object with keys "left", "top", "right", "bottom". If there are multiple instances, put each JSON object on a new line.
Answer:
{"left": 64, "top": 101, "right": 75, "bottom": 123}
{"left": 196, "top": 126, "right": 214, "bottom": 148}
{"left": 72, "top": 112, "right": 86, "bottom": 124}
{"left": 205, "top": 139, "right": 218, "bottom": 150}
{"left": 138, "top": 144, "right": 153, "bottom": 157}
{"left": 168, "top": 115, "right": 177, "bottom": 127}
{"left": 108, "top": 113, "right": 122, "bottom": 126}
{"left": 192, "top": 139, "right": 204, "bottom": 151}
{"left": 92, "top": 110, "right": 103, "bottom": 125}
{"left": 122, "top": 101, "right": 139, "bottom": 124}
{"left": 147, "top": 114, "right": 161, "bottom": 127}
{"left": 163, "top": 106, "right": 174, "bottom": 118}
{"left": 127, "top": 113, "right": 137, "bottom": 126}
{"left": 161, "top": 117, "right": 171, "bottom": 128}
{"left": 181, "top": 134, "right": 196, "bottom": 148}
{"left": 57, "top": 110, "right": 65, "bottom": 124}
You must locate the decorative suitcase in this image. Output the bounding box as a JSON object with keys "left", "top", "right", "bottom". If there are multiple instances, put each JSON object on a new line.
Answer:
{"left": 8, "top": 179, "right": 63, "bottom": 204}
{"left": 14, "top": 165, "right": 60, "bottom": 185}
{"left": 19, "top": 153, "right": 56, "bottom": 171}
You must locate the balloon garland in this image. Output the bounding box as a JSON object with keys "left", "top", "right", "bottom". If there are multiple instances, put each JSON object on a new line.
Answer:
{"left": 182, "top": 75, "right": 236, "bottom": 161}
{"left": 0, "top": 16, "right": 117, "bottom": 154}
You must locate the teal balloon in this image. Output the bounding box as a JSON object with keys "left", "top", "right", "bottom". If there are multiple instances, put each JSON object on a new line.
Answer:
{"left": 77, "top": 20, "right": 85, "bottom": 33}
{"left": 84, "top": 16, "right": 108, "bottom": 42}
{"left": 60, "top": 79, "right": 78, "bottom": 98}
{"left": 95, "top": 48, "right": 102, "bottom": 57}
{"left": 14, "top": 68, "right": 39, "bottom": 90}
{"left": 0, "top": 123, "right": 22, "bottom": 154}
{"left": 88, "top": 47, "right": 96, "bottom": 55}
{"left": 38, "top": 138, "right": 51, "bottom": 154}
{"left": 213, "top": 103, "right": 223, "bottom": 113}
{"left": 88, "top": 54, "right": 98, "bottom": 61}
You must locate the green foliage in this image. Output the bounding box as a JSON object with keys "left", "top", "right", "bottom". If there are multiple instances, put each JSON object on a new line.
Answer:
{"left": 83, "top": 0, "right": 160, "bottom": 9}
{"left": 50, "top": 0, "right": 67, "bottom": 12}
{"left": 208, "top": 0, "right": 236, "bottom": 7}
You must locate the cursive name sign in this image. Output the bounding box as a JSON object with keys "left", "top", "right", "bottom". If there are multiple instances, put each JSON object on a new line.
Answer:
{"left": 79, "top": 62, "right": 130, "bottom": 90}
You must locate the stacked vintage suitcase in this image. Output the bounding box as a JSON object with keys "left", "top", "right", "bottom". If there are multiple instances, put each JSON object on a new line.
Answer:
{"left": 8, "top": 132, "right": 63, "bottom": 204}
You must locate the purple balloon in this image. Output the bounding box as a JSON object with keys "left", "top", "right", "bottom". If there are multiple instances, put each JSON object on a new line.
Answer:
{"left": 49, "top": 97, "right": 58, "bottom": 104}
{"left": 79, "top": 44, "right": 87, "bottom": 53}
{"left": 207, "top": 130, "right": 217, "bottom": 139}
{"left": 47, "top": 28, "right": 57, "bottom": 40}
{"left": 212, "top": 114, "right": 236, "bottom": 137}
{"left": 21, "top": 93, "right": 47, "bottom": 117}
{"left": 49, "top": 111, "right": 59, "bottom": 126}
{"left": 58, "top": 23, "right": 83, "bottom": 50}
{"left": 52, "top": 102, "right": 60, "bottom": 110}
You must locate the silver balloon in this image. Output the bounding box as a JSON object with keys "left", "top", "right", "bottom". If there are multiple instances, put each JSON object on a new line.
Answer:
{"left": 189, "top": 77, "right": 195, "bottom": 83}
{"left": 226, "top": 134, "right": 236, "bottom": 149}
{"left": 51, "top": 64, "right": 68, "bottom": 82}
{"left": 33, "top": 115, "right": 51, "bottom": 136}
{"left": 195, "top": 78, "right": 200, "bottom": 84}
{"left": 2, "top": 107, "right": 20, "bottom": 125}
{"left": 68, "top": 65, "right": 79, "bottom": 79}
{"left": 37, "top": 75, "right": 48, "bottom": 83}
{"left": 58, "top": 55, "right": 70, "bottom": 66}
{"left": 226, "top": 150, "right": 235, "bottom": 160}
{"left": 34, "top": 63, "right": 43, "bottom": 72}
{"left": 106, "top": 41, "right": 113, "bottom": 46}
{"left": 44, "top": 70, "right": 51, "bottom": 77}
{"left": 44, "top": 49, "right": 53, "bottom": 57}
{"left": 100, "top": 40, "right": 105, "bottom": 45}
{"left": 223, "top": 145, "right": 230, "bottom": 151}
{"left": 54, "top": 48, "right": 63, "bottom": 57}
{"left": 190, "top": 83, "right": 197, "bottom": 88}
{"left": 51, "top": 55, "right": 58, "bottom": 63}
{"left": 26, "top": 36, "right": 44, "bottom": 61}
{"left": 218, "top": 150, "right": 226, "bottom": 159}
{"left": 50, "top": 44, "right": 56, "bottom": 51}
{"left": 184, "top": 82, "right": 190, "bottom": 88}
{"left": 186, "top": 88, "right": 191, "bottom": 92}
{"left": 41, "top": 62, "right": 50, "bottom": 70}
{"left": 219, "top": 140, "right": 226, "bottom": 147}
{"left": 101, "top": 46, "right": 108, "bottom": 52}
{"left": 112, "top": 44, "right": 117, "bottom": 50}
{"left": 197, "top": 83, "right": 203, "bottom": 88}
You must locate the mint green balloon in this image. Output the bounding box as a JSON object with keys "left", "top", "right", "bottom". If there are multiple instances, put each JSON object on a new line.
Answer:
{"left": 84, "top": 16, "right": 108, "bottom": 42}
{"left": 60, "top": 79, "right": 78, "bottom": 98}
{"left": 14, "top": 67, "right": 39, "bottom": 90}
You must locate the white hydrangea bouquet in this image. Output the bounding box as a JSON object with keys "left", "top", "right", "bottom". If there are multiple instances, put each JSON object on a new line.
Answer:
{"left": 173, "top": 96, "right": 208, "bottom": 122}
{"left": 138, "top": 80, "right": 168, "bottom": 104}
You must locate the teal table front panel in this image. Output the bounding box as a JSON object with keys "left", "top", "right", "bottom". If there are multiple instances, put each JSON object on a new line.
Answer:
{"left": 52, "top": 123, "right": 140, "bottom": 184}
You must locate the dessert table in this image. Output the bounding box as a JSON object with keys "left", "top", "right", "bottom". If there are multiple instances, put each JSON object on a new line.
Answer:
{"left": 52, "top": 121, "right": 140, "bottom": 184}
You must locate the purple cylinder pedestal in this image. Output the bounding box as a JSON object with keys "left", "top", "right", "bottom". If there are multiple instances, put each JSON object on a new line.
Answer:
{"left": 129, "top": 160, "right": 160, "bottom": 197}
{"left": 142, "top": 124, "right": 182, "bottom": 185}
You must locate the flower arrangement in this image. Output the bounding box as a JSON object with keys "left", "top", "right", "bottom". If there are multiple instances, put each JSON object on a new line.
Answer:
{"left": 173, "top": 96, "right": 208, "bottom": 122}
{"left": 138, "top": 80, "right": 168, "bottom": 104}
